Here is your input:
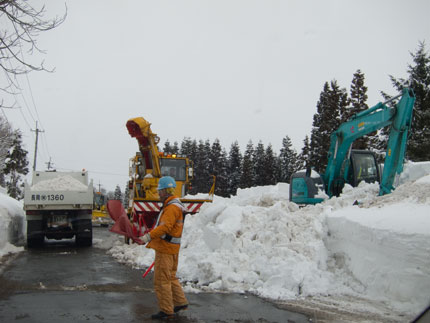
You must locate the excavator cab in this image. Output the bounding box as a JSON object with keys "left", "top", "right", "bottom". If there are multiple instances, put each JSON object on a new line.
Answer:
{"left": 332, "top": 150, "right": 380, "bottom": 197}
{"left": 291, "top": 150, "right": 380, "bottom": 205}
{"left": 348, "top": 150, "right": 380, "bottom": 187}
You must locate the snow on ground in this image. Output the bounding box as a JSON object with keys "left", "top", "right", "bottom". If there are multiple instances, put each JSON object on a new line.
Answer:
{"left": 0, "top": 191, "right": 25, "bottom": 257}
{"left": 108, "top": 161, "right": 430, "bottom": 319}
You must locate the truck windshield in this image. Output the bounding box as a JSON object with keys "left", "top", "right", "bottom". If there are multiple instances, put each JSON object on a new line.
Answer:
{"left": 353, "top": 153, "right": 378, "bottom": 184}
{"left": 160, "top": 158, "right": 186, "bottom": 181}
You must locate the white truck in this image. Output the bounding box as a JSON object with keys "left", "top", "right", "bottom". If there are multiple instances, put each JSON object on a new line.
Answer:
{"left": 23, "top": 171, "right": 94, "bottom": 247}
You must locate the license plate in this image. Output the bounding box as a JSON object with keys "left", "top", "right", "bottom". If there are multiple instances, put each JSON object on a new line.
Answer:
{"left": 49, "top": 215, "right": 69, "bottom": 226}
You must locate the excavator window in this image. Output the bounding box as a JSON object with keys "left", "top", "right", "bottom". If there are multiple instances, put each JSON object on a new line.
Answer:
{"left": 351, "top": 152, "right": 378, "bottom": 185}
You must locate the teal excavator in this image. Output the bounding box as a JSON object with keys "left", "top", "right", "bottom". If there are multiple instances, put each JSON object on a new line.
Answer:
{"left": 290, "top": 87, "right": 416, "bottom": 205}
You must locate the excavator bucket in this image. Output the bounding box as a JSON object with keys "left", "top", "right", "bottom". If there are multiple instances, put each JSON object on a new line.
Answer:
{"left": 107, "top": 200, "right": 143, "bottom": 245}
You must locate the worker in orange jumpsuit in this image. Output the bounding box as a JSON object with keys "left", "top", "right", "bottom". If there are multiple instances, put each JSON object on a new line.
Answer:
{"left": 142, "top": 176, "right": 189, "bottom": 320}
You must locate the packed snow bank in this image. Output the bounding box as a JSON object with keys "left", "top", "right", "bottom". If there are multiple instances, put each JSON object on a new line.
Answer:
{"left": 398, "top": 160, "right": 430, "bottom": 185}
{"left": 0, "top": 192, "right": 25, "bottom": 257}
{"left": 108, "top": 161, "right": 430, "bottom": 317}
{"left": 325, "top": 178, "right": 430, "bottom": 314}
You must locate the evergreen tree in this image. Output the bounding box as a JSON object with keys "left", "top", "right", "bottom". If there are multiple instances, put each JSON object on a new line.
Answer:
{"left": 185, "top": 138, "right": 199, "bottom": 160}
{"left": 263, "top": 144, "right": 277, "bottom": 185}
{"left": 309, "top": 80, "right": 348, "bottom": 173}
{"left": 180, "top": 137, "right": 193, "bottom": 157}
{"left": 192, "top": 139, "right": 211, "bottom": 194}
{"left": 171, "top": 141, "right": 179, "bottom": 154}
{"left": 3, "top": 130, "right": 29, "bottom": 199}
{"left": 278, "top": 136, "right": 298, "bottom": 183}
{"left": 210, "top": 139, "right": 222, "bottom": 172}
{"left": 227, "top": 141, "right": 242, "bottom": 196}
{"left": 163, "top": 140, "right": 172, "bottom": 154}
{"left": 106, "top": 190, "right": 115, "bottom": 200}
{"left": 298, "top": 135, "right": 310, "bottom": 170}
{"left": 0, "top": 116, "right": 13, "bottom": 186}
{"left": 203, "top": 139, "right": 213, "bottom": 190}
{"left": 123, "top": 182, "right": 129, "bottom": 209}
{"left": 240, "top": 140, "right": 255, "bottom": 188}
{"left": 253, "top": 141, "right": 266, "bottom": 186}
{"left": 387, "top": 41, "right": 430, "bottom": 161}
{"left": 114, "top": 185, "right": 122, "bottom": 200}
{"left": 210, "top": 140, "right": 229, "bottom": 197}
{"left": 162, "top": 140, "right": 179, "bottom": 155}
{"left": 347, "top": 70, "right": 371, "bottom": 150}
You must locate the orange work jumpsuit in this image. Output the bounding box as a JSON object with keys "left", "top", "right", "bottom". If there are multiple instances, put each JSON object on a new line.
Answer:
{"left": 146, "top": 196, "right": 188, "bottom": 314}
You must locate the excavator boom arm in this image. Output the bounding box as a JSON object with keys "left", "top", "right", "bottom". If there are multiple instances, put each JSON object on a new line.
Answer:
{"left": 324, "top": 88, "right": 415, "bottom": 197}
{"left": 379, "top": 88, "right": 415, "bottom": 195}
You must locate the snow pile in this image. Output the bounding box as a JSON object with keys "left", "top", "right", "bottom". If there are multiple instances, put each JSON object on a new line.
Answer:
{"left": 323, "top": 178, "right": 430, "bottom": 314}
{"left": 96, "top": 162, "right": 430, "bottom": 316}
{"left": 0, "top": 192, "right": 25, "bottom": 257}
{"left": 398, "top": 160, "right": 430, "bottom": 185}
{"left": 31, "top": 175, "right": 88, "bottom": 191}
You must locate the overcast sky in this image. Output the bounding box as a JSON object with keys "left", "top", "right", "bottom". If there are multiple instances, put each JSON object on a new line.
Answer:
{"left": 3, "top": 0, "right": 430, "bottom": 192}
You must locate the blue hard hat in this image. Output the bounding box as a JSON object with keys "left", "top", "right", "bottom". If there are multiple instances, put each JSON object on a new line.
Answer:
{"left": 157, "top": 176, "right": 176, "bottom": 190}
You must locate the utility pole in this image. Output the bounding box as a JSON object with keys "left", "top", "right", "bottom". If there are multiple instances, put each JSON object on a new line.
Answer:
{"left": 45, "top": 157, "right": 54, "bottom": 171}
{"left": 31, "top": 121, "right": 44, "bottom": 172}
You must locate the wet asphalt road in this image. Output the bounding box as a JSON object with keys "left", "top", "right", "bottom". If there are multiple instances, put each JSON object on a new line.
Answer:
{"left": 0, "top": 227, "right": 309, "bottom": 323}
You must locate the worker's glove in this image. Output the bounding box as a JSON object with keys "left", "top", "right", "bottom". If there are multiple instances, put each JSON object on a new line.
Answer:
{"left": 142, "top": 233, "right": 151, "bottom": 244}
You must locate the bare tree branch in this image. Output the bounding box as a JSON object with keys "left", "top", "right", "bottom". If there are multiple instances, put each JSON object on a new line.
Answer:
{"left": 0, "top": 1, "right": 66, "bottom": 107}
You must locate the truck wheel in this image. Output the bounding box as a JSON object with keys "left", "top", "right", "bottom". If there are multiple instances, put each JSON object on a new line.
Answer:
{"left": 27, "top": 220, "right": 44, "bottom": 248}
{"left": 75, "top": 220, "right": 93, "bottom": 247}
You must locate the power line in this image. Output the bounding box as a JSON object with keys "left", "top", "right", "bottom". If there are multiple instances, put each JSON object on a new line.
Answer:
{"left": 18, "top": 104, "right": 33, "bottom": 130}
{"left": 18, "top": 90, "right": 36, "bottom": 124}
{"left": 40, "top": 131, "right": 51, "bottom": 161}
{"left": 3, "top": 58, "right": 37, "bottom": 126}
{"left": 23, "top": 71, "right": 44, "bottom": 128}
{"left": 5, "top": 64, "right": 52, "bottom": 167}
{"left": 18, "top": 40, "right": 42, "bottom": 128}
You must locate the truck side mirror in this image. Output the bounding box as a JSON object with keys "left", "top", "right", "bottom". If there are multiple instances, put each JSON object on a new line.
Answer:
{"left": 188, "top": 168, "right": 194, "bottom": 178}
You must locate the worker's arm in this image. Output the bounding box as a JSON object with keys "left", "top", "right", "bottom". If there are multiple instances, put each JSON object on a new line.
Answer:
{"left": 149, "top": 206, "right": 178, "bottom": 240}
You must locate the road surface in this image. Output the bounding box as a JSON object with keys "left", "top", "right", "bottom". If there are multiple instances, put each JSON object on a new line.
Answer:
{"left": 0, "top": 226, "right": 309, "bottom": 323}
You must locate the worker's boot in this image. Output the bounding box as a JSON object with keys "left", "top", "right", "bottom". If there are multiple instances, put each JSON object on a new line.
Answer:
{"left": 150, "top": 311, "right": 174, "bottom": 320}
{"left": 174, "top": 304, "right": 188, "bottom": 313}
